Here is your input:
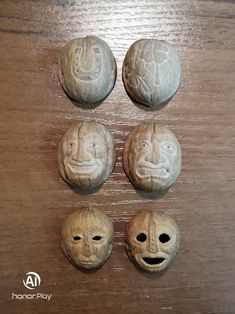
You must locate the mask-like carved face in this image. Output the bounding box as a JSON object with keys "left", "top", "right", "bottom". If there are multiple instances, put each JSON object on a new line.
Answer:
{"left": 126, "top": 211, "right": 180, "bottom": 273}
{"left": 123, "top": 124, "right": 181, "bottom": 192}
{"left": 59, "top": 36, "right": 117, "bottom": 105}
{"left": 57, "top": 121, "right": 116, "bottom": 191}
{"left": 61, "top": 207, "right": 114, "bottom": 270}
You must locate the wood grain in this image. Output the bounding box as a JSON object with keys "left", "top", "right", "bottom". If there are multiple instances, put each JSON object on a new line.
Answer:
{"left": 0, "top": 0, "right": 235, "bottom": 313}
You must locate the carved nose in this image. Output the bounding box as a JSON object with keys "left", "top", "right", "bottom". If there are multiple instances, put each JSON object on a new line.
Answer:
{"left": 82, "top": 240, "right": 93, "bottom": 257}
{"left": 149, "top": 234, "right": 158, "bottom": 253}
{"left": 146, "top": 147, "right": 159, "bottom": 165}
{"left": 73, "top": 143, "right": 91, "bottom": 162}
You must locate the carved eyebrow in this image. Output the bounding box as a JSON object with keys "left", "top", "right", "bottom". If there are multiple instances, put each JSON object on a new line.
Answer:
{"left": 88, "top": 227, "right": 107, "bottom": 233}
{"left": 78, "top": 134, "right": 105, "bottom": 141}
{"left": 161, "top": 141, "right": 175, "bottom": 146}
{"left": 135, "top": 138, "right": 152, "bottom": 144}
{"left": 64, "top": 137, "right": 77, "bottom": 145}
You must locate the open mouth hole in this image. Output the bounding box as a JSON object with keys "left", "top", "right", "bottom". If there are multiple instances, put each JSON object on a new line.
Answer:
{"left": 142, "top": 257, "right": 165, "bottom": 265}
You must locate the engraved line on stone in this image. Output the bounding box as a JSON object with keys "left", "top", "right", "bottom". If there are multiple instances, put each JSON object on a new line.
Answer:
{"left": 73, "top": 41, "right": 102, "bottom": 81}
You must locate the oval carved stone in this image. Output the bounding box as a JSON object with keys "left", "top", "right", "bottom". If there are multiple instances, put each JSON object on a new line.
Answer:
{"left": 125, "top": 210, "right": 180, "bottom": 273}
{"left": 122, "top": 39, "right": 181, "bottom": 108}
{"left": 61, "top": 207, "right": 114, "bottom": 271}
{"left": 59, "top": 36, "right": 117, "bottom": 105}
{"left": 123, "top": 123, "right": 182, "bottom": 192}
{"left": 57, "top": 121, "right": 116, "bottom": 191}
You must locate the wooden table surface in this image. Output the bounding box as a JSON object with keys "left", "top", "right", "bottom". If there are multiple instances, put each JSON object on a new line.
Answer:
{"left": 0, "top": 0, "right": 235, "bottom": 313}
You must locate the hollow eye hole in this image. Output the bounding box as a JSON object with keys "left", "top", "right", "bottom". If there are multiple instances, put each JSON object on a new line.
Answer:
{"left": 92, "top": 235, "right": 102, "bottom": 241}
{"left": 159, "top": 233, "right": 170, "bottom": 243}
{"left": 136, "top": 233, "right": 147, "bottom": 242}
{"left": 73, "top": 236, "right": 81, "bottom": 241}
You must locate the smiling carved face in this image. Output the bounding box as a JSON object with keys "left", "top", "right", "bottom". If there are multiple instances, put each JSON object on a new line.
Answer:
{"left": 123, "top": 124, "right": 181, "bottom": 192}
{"left": 57, "top": 122, "right": 115, "bottom": 191}
{"left": 61, "top": 207, "right": 114, "bottom": 270}
{"left": 126, "top": 211, "right": 180, "bottom": 273}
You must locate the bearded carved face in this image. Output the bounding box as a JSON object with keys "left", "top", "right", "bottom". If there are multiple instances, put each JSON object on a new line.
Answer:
{"left": 61, "top": 207, "right": 114, "bottom": 270}
{"left": 123, "top": 124, "right": 181, "bottom": 192}
{"left": 126, "top": 211, "right": 180, "bottom": 273}
{"left": 57, "top": 121, "right": 116, "bottom": 191}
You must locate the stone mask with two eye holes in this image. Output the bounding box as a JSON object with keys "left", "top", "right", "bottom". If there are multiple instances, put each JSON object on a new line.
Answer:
{"left": 61, "top": 207, "right": 114, "bottom": 271}
{"left": 125, "top": 210, "right": 180, "bottom": 273}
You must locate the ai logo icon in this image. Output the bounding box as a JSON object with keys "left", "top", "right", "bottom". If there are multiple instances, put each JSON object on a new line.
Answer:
{"left": 11, "top": 272, "right": 52, "bottom": 301}
{"left": 23, "top": 272, "right": 41, "bottom": 290}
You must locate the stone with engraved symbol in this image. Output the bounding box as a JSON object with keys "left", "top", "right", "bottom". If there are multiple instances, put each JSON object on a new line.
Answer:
{"left": 59, "top": 36, "right": 117, "bottom": 105}
{"left": 122, "top": 39, "right": 180, "bottom": 108}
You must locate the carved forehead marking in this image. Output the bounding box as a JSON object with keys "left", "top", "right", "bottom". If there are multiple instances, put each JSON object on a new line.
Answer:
{"left": 149, "top": 211, "right": 156, "bottom": 251}
{"left": 64, "top": 122, "right": 109, "bottom": 143}
{"left": 130, "top": 124, "right": 167, "bottom": 144}
{"left": 65, "top": 208, "right": 113, "bottom": 234}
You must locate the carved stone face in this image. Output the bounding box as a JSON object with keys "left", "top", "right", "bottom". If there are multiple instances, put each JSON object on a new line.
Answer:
{"left": 123, "top": 124, "right": 181, "bottom": 192}
{"left": 126, "top": 211, "right": 180, "bottom": 273}
{"left": 61, "top": 207, "right": 114, "bottom": 270}
{"left": 122, "top": 39, "right": 180, "bottom": 108}
{"left": 59, "top": 36, "right": 117, "bottom": 105}
{"left": 57, "top": 121, "right": 116, "bottom": 191}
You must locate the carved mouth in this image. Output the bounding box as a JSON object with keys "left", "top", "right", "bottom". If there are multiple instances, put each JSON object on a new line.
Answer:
{"left": 67, "top": 162, "right": 96, "bottom": 174}
{"left": 142, "top": 257, "right": 165, "bottom": 265}
{"left": 79, "top": 257, "right": 97, "bottom": 265}
{"left": 137, "top": 166, "right": 169, "bottom": 179}
{"left": 80, "top": 260, "right": 95, "bottom": 264}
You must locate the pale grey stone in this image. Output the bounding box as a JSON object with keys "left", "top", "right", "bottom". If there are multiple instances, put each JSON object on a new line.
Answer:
{"left": 122, "top": 39, "right": 181, "bottom": 108}
{"left": 59, "top": 36, "right": 117, "bottom": 105}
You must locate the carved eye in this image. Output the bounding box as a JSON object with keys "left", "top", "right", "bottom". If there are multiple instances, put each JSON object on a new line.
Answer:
{"left": 73, "top": 236, "right": 81, "bottom": 241}
{"left": 89, "top": 142, "right": 105, "bottom": 151}
{"left": 69, "top": 142, "right": 75, "bottom": 148}
{"left": 162, "top": 143, "right": 175, "bottom": 152}
{"left": 159, "top": 233, "right": 170, "bottom": 243}
{"left": 136, "top": 233, "right": 147, "bottom": 242}
{"left": 137, "top": 141, "right": 150, "bottom": 149}
{"left": 92, "top": 235, "right": 102, "bottom": 241}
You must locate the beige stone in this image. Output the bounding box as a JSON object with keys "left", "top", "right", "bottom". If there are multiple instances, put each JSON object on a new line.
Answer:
{"left": 126, "top": 210, "right": 180, "bottom": 273}
{"left": 59, "top": 36, "right": 117, "bottom": 105}
{"left": 61, "top": 207, "right": 114, "bottom": 270}
{"left": 122, "top": 39, "right": 180, "bottom": 108}
{"left": 57, "top": 121, "right": 116, "bottom": 191}
{"left": 123, "top": 123, "right": 181, "bottom": 192}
